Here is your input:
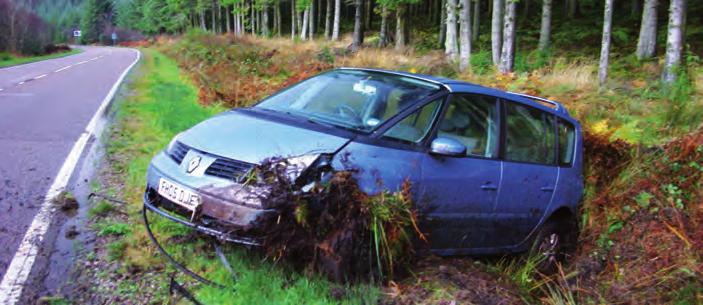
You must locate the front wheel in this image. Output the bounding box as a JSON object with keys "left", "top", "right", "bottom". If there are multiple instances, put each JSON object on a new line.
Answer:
{"left": 530, "top": 219, "right": 577, "bottom": 274}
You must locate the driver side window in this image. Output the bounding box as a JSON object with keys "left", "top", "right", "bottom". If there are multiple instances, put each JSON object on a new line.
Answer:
{"left": 383, "top": 99, "right": 442, "bottom": 144}
{"left": 436, "top": 94, "right": 498, "bottom": 158}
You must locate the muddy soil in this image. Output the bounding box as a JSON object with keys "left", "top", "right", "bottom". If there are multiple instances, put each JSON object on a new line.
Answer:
{"left": 382, "top": 257, "right": 524, "bottom": 305}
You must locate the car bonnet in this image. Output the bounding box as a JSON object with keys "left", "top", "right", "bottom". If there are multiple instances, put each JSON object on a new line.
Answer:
{"left": 178, "top": 110, "right": 351, "bottom": 164}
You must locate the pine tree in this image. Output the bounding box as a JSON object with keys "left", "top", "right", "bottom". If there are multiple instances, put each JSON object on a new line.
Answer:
{"left": 598, "top": 0, "right": 614, "bottom": 87}
{"left": 662, "top": 0, "right": 686, "bottom": 83}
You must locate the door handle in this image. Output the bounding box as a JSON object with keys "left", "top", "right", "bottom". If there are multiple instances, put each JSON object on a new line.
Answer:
{"left": 481, "top": 183, "right": 498, "bottom": 190}
{"left": 540, "top": 186, "right": 555, "bottom": 192}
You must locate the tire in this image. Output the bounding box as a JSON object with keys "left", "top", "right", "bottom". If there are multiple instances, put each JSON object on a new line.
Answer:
{"left": 530, "top": 218, "right": 578, "bottom": 274}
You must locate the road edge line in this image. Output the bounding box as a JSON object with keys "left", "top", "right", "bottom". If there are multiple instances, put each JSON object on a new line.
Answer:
{"left": 0, "top": 48, "right": 141, "bottom": 305}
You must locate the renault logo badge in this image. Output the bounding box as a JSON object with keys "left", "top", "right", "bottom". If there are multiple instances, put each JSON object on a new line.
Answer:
{"left": 187, "top": 156, "right": 201, "bottom": 173}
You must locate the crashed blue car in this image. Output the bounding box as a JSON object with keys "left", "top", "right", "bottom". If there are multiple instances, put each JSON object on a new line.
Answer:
{"left": 144, "top": 68, "right": 583, "bottom": 263}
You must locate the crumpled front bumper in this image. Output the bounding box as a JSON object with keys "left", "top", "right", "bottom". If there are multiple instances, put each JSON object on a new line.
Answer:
{"left": 143, "top": 191, "right": 262, "bottom": 246}
{"left": 143, "top": 151, "right": 277, "bottom": 246}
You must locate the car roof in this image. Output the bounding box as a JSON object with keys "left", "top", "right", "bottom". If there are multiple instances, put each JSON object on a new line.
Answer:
{"left": 337, "top": 67, "right": 573, "bottom": 119}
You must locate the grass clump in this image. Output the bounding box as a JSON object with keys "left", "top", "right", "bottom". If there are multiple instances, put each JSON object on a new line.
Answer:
{"left": 94, "top": 221, "right": 132, "bottom": 237}
{"left": 106, "top": 240, "right": 127, "bottom": 262}
{"left": 88, "top": 201, "right": 113, "bottom": 218}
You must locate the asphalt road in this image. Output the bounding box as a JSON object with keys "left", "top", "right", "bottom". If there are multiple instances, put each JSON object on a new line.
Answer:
{"left": 0, "top": 46, "right": 139, "bottom": 282}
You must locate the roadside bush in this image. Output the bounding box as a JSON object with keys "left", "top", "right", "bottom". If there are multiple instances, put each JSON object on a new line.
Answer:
{"left": 249, "top": 159, "right": 420, "bottom": 282}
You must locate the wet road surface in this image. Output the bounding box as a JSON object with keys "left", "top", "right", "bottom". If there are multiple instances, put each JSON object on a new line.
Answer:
{"left": 0, "top": 46, "right": 139, "bottom": 297}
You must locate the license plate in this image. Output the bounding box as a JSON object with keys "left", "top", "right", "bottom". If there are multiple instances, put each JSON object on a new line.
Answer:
{"left": 157, "top": 178, "right": 201, "bottom": 213}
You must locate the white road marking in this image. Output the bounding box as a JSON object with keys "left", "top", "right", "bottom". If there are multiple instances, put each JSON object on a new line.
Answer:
{"left": 0, "top": 88, "right": 4, "bottom": 92}
{"left": 76, "top": 60, "right": 88, "bottom": 65}
{"left": 54, "top": 66, "right": 72, "bottom": 73}
{"left": 0, "top": 49, "right": 141, "bottom": 305}
{"left": 34, "top": 74, "right": 47, "bottom": 80}
{"left": 17, "top": 81, "right": 25, "bottom": 85}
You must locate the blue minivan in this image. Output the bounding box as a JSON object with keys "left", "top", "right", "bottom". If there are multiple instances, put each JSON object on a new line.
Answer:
{"left": 144, "top": 68, "right": 583, "bottom": 264}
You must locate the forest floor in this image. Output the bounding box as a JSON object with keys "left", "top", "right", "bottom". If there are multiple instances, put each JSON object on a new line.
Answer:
{"left": 54, "top": 32, "right": 703, "bottom": 305}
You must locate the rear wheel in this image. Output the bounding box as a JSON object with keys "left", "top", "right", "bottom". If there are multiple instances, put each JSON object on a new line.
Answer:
{"left": 530, "top": 218, "right": 577, "bottom": 274}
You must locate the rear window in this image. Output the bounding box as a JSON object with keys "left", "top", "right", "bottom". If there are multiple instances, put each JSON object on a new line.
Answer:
{"left": 558, "top": 120, "right": 576, "bottom": 166}
{"left": 504, "top": 102, "right": 556, "bottom": 164}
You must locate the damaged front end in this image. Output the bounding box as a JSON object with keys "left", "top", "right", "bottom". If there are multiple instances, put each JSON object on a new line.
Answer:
{"left": 143, "top": 149, "right": 334, "bottom": 247}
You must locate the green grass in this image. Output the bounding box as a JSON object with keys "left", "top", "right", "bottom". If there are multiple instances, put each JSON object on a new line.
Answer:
{"left": 106, "top": 240, "right": 127, "bottom": 262}
{"left": 0, "top": 49, "right": 82, "bottom": 68}
{"left": 102, "top": 48, "right": 379, "bottom": 304}
{"left": 94, "top": 221, "right": 132, "bottom": 236}
{"left": 88, "top": 201, "right": 113, "bottom": 218}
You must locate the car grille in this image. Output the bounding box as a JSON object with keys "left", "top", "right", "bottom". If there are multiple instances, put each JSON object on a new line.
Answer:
{"left": 168, "top": 141, "right": 253, "bottom": 182}
{"left": 169, "top": 141, "right": 189, "bottom": 165}
{"left": 205, "top": 157, "right": 254, "bottom": 182}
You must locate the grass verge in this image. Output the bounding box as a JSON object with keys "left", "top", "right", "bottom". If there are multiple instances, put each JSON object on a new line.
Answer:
{"left": 0, "top": 49, "right": 82, "bottom": 68}
{"left": 87, "top": 48, "right": 379, "bottom": 304}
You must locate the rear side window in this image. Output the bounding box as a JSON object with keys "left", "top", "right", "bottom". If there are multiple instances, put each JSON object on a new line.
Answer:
{"left": 558, "top": 120, "right": 576, "bottom": 166}
{"left": 504, "top": 102, "right": 556, "bottom": 164}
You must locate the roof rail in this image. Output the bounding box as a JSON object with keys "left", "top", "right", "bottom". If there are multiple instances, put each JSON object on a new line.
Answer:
{"left": 336, "top": 67, "right": 453, "bottom": 92}
{"left": 507, "top": 91, "right": 563, "bottom": 112}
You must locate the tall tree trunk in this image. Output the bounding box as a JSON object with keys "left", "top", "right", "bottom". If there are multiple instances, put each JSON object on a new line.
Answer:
{"left": 292, "top": 0, "right": 297, "bottom": 39}
{"left": 430, "top": 0, "right": 436, "bottom": 24}
{"left": 439, "top": 0, "right": 446, "bottom": 47}
{"left": 445, "top": 0, "right": 459, "bottom": 61}
{"left": 598, "top": 0, "right": 614, "bottom": 87}
{"left": 200, "top": 11, "right": 207, "bottom": 30}
{"left": 318, "top": 0, "right": 323, "bottom": 29}
{"left": 217, "top": 0, "right": 222, "bottom": 33}
{"left": 352, "top": 0, "right": 364, "bottom": 50}
{"left": 459, "top": 0, "right": 472, "bottom": 71}
{"left": 251, "top": 2, "right": 256, "bottom": 35}
{"left": 662, "top": 0, "right": 686, "bottom": 83}
{"left": 379, "top": 5, "right": 389, "bottom": 47}
{"left": 538, "top": 0, "right": 552, "bottom": 51}
{"left": 472, "top": 0, "right": 479, "bottom": 43}
{"left": 226, "top": 5, "right": 231, "bottom": 33}
{"left": 310, "top": 0, "right": 315, "bottom": 38}
{"left": 297, "top": 10, "right": 303, "bottom": 35}
{"left": 636, "top": 0, "right": 658, "bottom": 60}
{"left": 301, "top": 9, "right": 309, "bottom": 40}
{"left": 491, "top": 0, "right": 503, "bottom": 65}
{"left": 395, "top": 5, "right": 407, "bottom": 50}
{"left": 325, "top": 0, "right": 333, "bottom": 38}
{"left": 263, "top": 4, "right": 270, "bottom": 36}
{"left": 364, "top": 0, "right": 371, "bottom": 30}
{"left": 238, "top": 2, "right": 243, "bottom": 35}
{"left": 272, "top": 2, "right": 278, "bottom": 35}
{"left": 498, "top": 0, "right": 516, "bottom": 73}
{"left": 212, "top": 0, "right": 217, "bottom": 32}
{"left": 234, "top": 5, "right": 239, "bottom": 35}
{"left": 332, "top": 0, "right": 341, "bottom": 40}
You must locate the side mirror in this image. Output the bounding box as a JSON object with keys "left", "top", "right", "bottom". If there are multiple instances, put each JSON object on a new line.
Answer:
{"left": 430, "top": 137, "right": 466, "bottom": 157}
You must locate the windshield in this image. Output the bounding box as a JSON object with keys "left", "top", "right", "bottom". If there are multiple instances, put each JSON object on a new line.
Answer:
{"left": 256, "top": 70, "right": 442, "bottom": 132}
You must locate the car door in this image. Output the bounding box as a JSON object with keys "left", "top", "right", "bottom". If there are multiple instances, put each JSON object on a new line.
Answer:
{"left": 334, "top": 98, "right": 444, "bottom": 199}
{"left": 418, "top": 94, "right": 502, "bottom": 254}
{"left": 492, "top": 100, "right": 558, "bottom": 248}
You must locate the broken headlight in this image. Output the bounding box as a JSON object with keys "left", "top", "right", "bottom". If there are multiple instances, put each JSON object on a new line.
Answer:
{"left": 282, "top": 154, "right": 333, "bottom": 188}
